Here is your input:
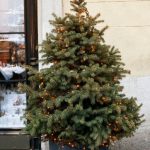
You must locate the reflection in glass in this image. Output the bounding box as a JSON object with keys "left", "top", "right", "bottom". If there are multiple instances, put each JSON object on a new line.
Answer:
{"left": 0, "top": 86, "right": 26, "bottom": 128}
{"left": 0, "top": 34, "right": 25, "bottom": 64}
{"left": 0, "top": 0, "right": 24, "bottom": 32}
{"left": 0, "top": 0, "right": 26, "bottom": 129}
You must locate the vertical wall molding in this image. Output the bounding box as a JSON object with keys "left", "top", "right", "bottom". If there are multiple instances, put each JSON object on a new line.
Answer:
{"left": 38, "top": 0, "right": 63, "bottom": 69}
{"left": 38, "top": 0, "right": 63, "bottom": 44}
{"left": 25, "top": 0, "right": 38, "bottom": 66}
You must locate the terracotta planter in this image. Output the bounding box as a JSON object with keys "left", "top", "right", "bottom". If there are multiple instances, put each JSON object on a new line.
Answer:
{"left": 49, "top": 140, "right": 109, "bottom": 150}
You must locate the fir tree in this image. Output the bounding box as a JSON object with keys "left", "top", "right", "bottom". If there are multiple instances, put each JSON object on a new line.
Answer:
{"left": 19, "top": 0, "right": 143, "bottom": 149}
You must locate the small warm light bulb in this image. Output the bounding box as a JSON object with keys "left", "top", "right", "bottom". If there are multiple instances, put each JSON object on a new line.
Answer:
{"left": 102, "top": 97, "right": 106, "bottom": 100}
{"left": 51, "top": 96, "right": 56, "bottom": 100}
{"left": 76, "top": 84, "right": 80, "bottom": 88}
{"left": 62, "top": 145, "right": 64, "bottom": 149}
{"left": 125, "top": 116, "right": 128, "bottom": 120}
{"left": 54, "top": 60, "right": 58, "bottom": 64}
{"left": 71, "top": 144, "right": 75, "bottom": 148}
{"left": 46, "top": 92, "right": 49, "bottom": 96}
{"left": 83, "top": 147, "right": 86, "bottom": 150}
{"left": 60, "top": 27, "right": 65, "bottom": 32}
{"left": 115, "top": 121, "right": 119, "bottom": 124}
{"left": 108, "top": 123, "right": 111, "bottom": 126}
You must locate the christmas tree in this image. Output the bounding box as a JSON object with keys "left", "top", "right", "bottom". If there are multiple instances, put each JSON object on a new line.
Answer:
{"left": 19, "top": 0, "right": 143, "bottom": 149}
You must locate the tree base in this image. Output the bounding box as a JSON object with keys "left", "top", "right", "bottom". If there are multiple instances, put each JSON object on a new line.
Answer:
{"left": 49, "top": 140, "right": 109, "bottom": 150}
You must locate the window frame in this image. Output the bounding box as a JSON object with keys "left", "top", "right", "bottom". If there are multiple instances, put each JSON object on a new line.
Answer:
{"left": 0, "top": 0, "right": 38, "bottom": 131}
{"left": 25, "top": 0, "right": 38, "bottom": 67}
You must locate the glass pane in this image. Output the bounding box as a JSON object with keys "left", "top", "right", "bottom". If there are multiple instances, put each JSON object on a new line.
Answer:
{"left": 0, "top": 0, "right": 26, "bottom": 129}
{"left": 0, "top": 87, "right": 26, "bottom": 128}
{"left": 0, "top": 0, "right": 24, "bottom": 32}
{"left": 0, "top": 34, "right": 25, "bottom": 65}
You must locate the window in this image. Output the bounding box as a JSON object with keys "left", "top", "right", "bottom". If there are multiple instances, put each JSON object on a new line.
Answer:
{"left": 0, "top": 0, "right": 25, "bottom": 65}
{"left": 0, "top": 0, "right": 38, "bottom": 129}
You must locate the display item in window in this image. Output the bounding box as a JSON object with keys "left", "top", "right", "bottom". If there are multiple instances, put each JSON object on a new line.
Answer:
{"left": 0, "top": 65, "right": 25, "bottom": 80}
{"left": 13, "top": 96, "right": 22, "bottom": 106}
{"left": 0, "top": 86, "right": 26, "bottom": 128}
{"left": 0, "top": 39, "right": 25, "bottom": 65}
{"left": 0, "top": 95, "right": 5, "bottom": 117}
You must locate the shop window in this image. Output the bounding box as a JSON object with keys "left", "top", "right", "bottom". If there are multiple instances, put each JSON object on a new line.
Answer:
{"left": 0, "top": 0, "right": 38, "bottom": 130}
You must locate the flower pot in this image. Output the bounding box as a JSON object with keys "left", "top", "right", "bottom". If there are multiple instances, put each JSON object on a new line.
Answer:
{"left": 49, "top": 140, "right": 109, "bottom": 150}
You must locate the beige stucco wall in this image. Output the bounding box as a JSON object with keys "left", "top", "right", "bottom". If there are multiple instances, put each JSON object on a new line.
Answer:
{"left": 63, "top": 0, "right": 150, "bottom": 76}
{"left": 38, "top": 0, "right": 63, "bottom": 70}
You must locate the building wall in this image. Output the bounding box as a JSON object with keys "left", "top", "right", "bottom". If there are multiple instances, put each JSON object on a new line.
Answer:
{"left": 63, "top": 0, "right": 150, "bottom": 76}
{"left": 38, "top": 0, "right": 150, "bottom": 149}
{"left": 38, "top": 0, "right": 63, "bottom": 70}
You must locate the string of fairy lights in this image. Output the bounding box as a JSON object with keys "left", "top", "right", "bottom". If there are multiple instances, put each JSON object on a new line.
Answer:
{"left": 33, "top": 0, "right": 133, "bottom": 149}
